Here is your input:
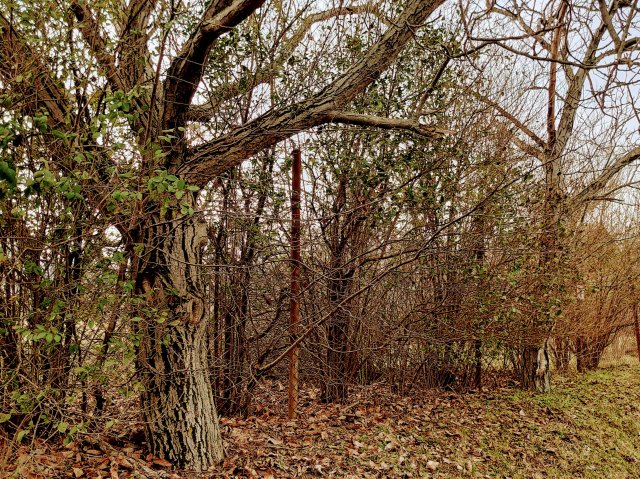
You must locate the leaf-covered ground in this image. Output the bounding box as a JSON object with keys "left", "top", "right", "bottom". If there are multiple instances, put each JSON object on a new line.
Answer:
{"left": 3, "top": 362, "right": 640, "bottom": 478}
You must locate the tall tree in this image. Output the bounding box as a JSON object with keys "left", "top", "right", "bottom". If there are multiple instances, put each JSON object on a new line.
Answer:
{"left": 0, "top": 0, "right": 447, "bottom": 470}
{"left": 465, "top": 0, "right": 640, "bottom": 390}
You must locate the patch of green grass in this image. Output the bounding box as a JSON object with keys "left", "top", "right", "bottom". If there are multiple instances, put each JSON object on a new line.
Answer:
{"left": 418, "top": 364, "right": 640, "bottom": 478}
{"left": 533, "top": 391, "right": 579, "bottom": 409}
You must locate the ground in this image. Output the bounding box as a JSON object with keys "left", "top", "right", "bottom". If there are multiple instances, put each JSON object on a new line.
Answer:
{"left": 2, "top": 362, "right": 640, "bottom": 478}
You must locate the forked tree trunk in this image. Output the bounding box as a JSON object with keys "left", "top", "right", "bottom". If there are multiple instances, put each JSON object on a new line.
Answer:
{"left": 134, "top": 210, "right": 223, "bottom": 472}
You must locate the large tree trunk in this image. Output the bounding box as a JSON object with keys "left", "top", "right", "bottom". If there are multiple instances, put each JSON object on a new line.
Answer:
{"left": 520, "top": 10, "right": 567, "bottom": 392}
{"left": 521, "top": 182, "right": 561, "bottom": 391}
{"left": 134, "top": 210, "right": 223, "bottom": 472}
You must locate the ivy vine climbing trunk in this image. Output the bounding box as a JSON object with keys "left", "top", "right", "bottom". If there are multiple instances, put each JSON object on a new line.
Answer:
{"left": 520, "top": 0, "right": 567, "bottom": 393}
{"left": 520, "top": 184, "right": 561, "bottom": 393}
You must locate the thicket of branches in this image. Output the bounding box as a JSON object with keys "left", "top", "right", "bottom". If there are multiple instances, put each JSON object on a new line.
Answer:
{"left": 1, "top": 0, "right": 640, "bottom": 471}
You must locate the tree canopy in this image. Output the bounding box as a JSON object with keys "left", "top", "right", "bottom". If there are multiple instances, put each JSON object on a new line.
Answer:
{"left": 1, "top": 0, "right": 640, "bottom": 473}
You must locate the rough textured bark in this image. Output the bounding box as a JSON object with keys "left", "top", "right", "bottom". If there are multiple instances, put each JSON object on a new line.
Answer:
{"left": 134, "top": 210, "right": 223, "bottom": 471}
{"left": 1, "top": 0, "right": 448, "bottom": 469}
{"left": 183, "top": 0, "right": 446, "bottom": 182}
{"left": 521, "top": 343, "right": 550, "bottom": 392}
{"left": 139, "top": 321, "right": 223, "bottom": 470}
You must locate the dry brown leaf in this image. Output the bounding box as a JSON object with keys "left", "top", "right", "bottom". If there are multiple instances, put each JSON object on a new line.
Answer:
{"left": 426, "top": 460, "right": 439, "bottom": 471}
{"left": 384, "top": 440, "right": 398, "bottom": 451}
{"left": 116, "top": 455, "right": 133, "bottom": 469}
{"left": 152, "top": 457, "right": 172, "bottom": 468}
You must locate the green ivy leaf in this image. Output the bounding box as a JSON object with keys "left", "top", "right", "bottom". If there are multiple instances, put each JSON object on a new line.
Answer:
{"left": 51, "top": 130, "right": 67, "bottom": 140}
{"left": 0, "top": 161, "right": 17, "bottom": 189}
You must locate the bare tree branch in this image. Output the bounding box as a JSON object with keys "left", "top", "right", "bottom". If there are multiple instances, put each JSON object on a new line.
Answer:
{"left": 511, "top": 135, "right": 545, "bottom": 162}
{"left": 0, "top": 14, "right": 71, "bottom": 125}
{"left": 598, "top": 0, "right": 621, "bottom": 47}
{"left": 486, "top": 2, "right": 551, "bottom": 51}
{"left": 553, "top": 18, "right": 609, "bottom": 159}
{"left": 572, "top": 146, "right": 640, "bottom": 205}
{"left": 325, "top": 110, "right": 449, "bottom": 137}
{"left": 474, "top": 93, "right": 546, "bottom": 149}
{"left": 185, "top": 2, "right": 391, "bottom": 122}
{"left": 162, "top": 0, "right": 266, "bottom": 131}
{"left": 546, "top": 0, "right": 569, "bottom": 151}
{"left": 181, "top": 0, "right": 446, "bottom": 182}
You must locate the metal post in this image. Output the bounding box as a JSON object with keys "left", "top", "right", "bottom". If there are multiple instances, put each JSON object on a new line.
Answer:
{"left": 288, "top": 148, "right": 302, "bottom": 419}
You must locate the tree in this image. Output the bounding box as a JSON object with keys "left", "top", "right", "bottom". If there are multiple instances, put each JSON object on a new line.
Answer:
{"left": 463, "top": 0, "right": 640, "bottom": 390}
{"left": 0, "top": 0, "right": 448, "bottom": 470}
